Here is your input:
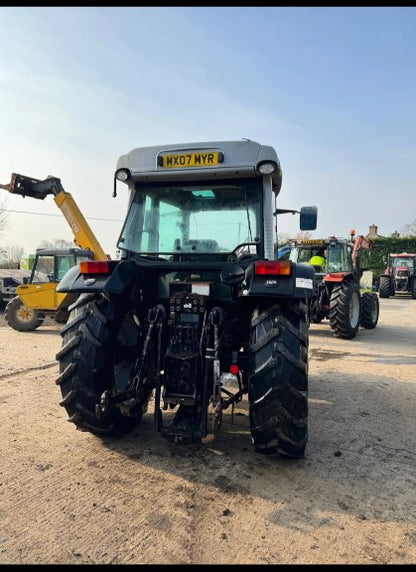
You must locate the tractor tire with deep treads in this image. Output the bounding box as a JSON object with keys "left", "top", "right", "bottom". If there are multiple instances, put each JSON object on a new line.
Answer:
{"left": 360, "top": 292, "right": 379, "bottom": 329}
{"left": 328, "top": 280, "right": 361, "bottom": 339}
{"left": 54, "top": 309, "right": 70, "bottom": 324}
{"left": 378, "top": 276, "right": 391, "bottom": 299}
{"left": 248, "top": 300, "right": 309, "bottom": 458}
{"left": 5, "top": 296, "right": 45, "bottom": 332}
{"left": 56, "top": 293, "right": 152, "bottom": 436}
{"left": 412, "top": 279, "right": 416, "bottom": 300}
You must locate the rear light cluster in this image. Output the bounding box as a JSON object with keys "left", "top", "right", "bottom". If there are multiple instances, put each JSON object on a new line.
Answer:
{"left": 79, "top": 260, "right": 111, "bottom": 275}
{"left": 254, "top": 260, "right": 291, "bottom": 276}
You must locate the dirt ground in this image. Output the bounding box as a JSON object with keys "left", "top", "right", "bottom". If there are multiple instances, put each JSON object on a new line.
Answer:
{"left": 0, "top": 296, "right": 415, "bottom": 565}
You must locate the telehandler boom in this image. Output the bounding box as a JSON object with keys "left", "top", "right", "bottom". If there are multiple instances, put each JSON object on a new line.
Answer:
{"left": 0, "top": 173, "right": 106, "bottom": 260}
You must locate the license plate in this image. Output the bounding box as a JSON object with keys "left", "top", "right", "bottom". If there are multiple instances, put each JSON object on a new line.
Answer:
{"left": 160, "top": 151, "right": 220, "bottom": 168}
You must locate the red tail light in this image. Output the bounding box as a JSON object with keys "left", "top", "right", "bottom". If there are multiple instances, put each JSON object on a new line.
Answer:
{"left": 79, "top": 260, "right": 111, "bottom": 275}
{"left": 255, "top": 260, "right": 291, "bottom": 276}
{"left": 229, "top": 364, "right": 239, "bottom": 375}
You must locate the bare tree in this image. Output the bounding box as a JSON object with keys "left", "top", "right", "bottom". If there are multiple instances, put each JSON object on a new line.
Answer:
{"left": 37, "top": 238, "right": 74, "bottom": 250}
{"left": 295, "top": 231, "right": 312, "bottom": 240}
{"left": 0, "top": 196, "right": 9, "bottom": 239}
{"left": 276, "top": 231, "right": 291, "bottom": 246}
{"left": 0, "top": 197, "right": 11, "bottom": 267}
{"left": 399, "top": 220, "right": 416, "bottom": 237}
{"left": 0, "top": 244, "right": 24, "bottom": 268}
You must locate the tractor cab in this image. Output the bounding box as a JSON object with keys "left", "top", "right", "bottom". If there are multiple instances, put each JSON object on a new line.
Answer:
{"left": 289, "top": 236, "right": 358, "bottom": 278}
{"left": 27, "top": 248, "right": 94, "bottom": 287}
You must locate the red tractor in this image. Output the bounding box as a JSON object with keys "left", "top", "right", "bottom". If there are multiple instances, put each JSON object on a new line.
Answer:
{"left": 379, "top": 253, "right": 416, "bottom": 299}
{"left": 287, "top": 233, "right": 379, "bottom": 339}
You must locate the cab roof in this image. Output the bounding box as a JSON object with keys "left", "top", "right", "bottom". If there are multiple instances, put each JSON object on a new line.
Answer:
{"left": 116, "top": 139, "right": 282, "bottom": 195}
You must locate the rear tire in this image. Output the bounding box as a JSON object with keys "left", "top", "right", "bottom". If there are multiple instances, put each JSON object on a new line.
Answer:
{"left": 54, "top": 309, "right": 69, "bottom": 324}
{"left": 56, "top": 293, "right": 152, "bottom": 436}
{"left": 5, "top": 296, "right": 45, "bottom": 332}
{"left": 310, "top": 309, "right": 326, "bottom": 324}
{"left": 329, "top": 280, "right": 361, "bottom": 339}
{"left": 248, "top": 300, "right": 309, "bottom": 458}
{"left": 360, "top": 292, "right": 379, "bottom": 329}
{"left": 378, "top": 276, "right": 390, "bottom": 299}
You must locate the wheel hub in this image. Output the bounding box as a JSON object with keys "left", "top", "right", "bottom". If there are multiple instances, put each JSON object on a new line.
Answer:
{"left": 17, "top": 306, "right": 37, "bottom": 323}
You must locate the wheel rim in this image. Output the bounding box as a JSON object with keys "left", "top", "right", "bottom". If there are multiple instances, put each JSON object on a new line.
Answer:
{"left": 350, "top": 291, "right": 360, "bottom": 328}
{"left": 16, "top": 305, "right": 38, "bottom": 323}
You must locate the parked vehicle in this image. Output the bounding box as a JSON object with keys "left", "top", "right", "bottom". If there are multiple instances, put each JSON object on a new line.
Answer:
{"left": 288, "top": 233, "right": 379, "bottom": 339}
{"left": 4, "top": 247, "right": 94, "bottom": 331}
{"left": 379, "top": 253, "right": 416, "bottom": 299}
{"left": 55, "top": 139, "right": 318, "bottom": 457}
{"left": 0, "top": 268, "right": 31, "bottom": 306}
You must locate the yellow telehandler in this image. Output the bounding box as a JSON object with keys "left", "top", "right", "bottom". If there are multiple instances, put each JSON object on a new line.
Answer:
{"left": 0, "top": 173, "right": 107, "bottom": 331}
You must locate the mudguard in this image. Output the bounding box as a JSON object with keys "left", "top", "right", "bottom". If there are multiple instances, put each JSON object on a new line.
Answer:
{"left": 324, "top": 271, "right": 353, "bottom": 283}
{"left": 56, "top": 259, "right": 138, "bottom": 295}
{"left": 242, "top": 261, "right": 315, "bottom": 299}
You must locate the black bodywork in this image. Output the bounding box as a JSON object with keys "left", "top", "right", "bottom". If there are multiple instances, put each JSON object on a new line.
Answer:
{"left": 58, "top": 252, "right": 315, "bottom": 444}
{"left": 55, "top": 140, "right": 317, "bottom": 455}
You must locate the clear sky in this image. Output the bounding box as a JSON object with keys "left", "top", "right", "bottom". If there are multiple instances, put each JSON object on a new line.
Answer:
{"left": 1, "top": 6, "right": 415, "bottom": 258}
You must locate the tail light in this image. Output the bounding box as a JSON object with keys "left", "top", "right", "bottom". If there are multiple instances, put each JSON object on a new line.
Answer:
{"left": 79, "top": 260, "right": 111, "bottom": 275}
{"left": 255, "top": 260, "right": 291, "bottom": 276}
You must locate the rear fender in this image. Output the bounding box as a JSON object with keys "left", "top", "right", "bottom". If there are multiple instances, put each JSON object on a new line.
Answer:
{"left": 242, "top": 260, "right": 315, "bottom": 299}
{"left": 56, "top": 260, "right": 138, "bottom": 295}
{"left": 324, "top": 272, "right": 353, "bottom": 283}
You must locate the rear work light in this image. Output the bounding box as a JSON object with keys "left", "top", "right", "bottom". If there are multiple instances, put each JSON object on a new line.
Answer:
{"left": 79, "top": 260, "right": 111, "bottom": 275}
{"left": 115, "top": 168, "right": 131, "bottom": 182}
{"left": 257, "top": 161, "right": 277, "bottom": 175}
{"left": 255, "top": 260, "right": 291, "bottom": 276}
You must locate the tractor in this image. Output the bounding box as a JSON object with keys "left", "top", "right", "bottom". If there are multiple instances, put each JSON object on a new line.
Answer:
{"left": 378, "top": 253, "right": 416, "bottom": 299}
{"left": 54, "top": 139, "right": 318, "bottom": 458}
{"left": 287, "top": 233, "right": 379, "bottom": 339}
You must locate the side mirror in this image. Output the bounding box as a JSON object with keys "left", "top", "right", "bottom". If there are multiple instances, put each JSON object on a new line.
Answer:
{"left": 22, "top": 276, "right": 29, "bottom": 284}
{"left": 300, "top": 206, "right": 318, "bottom": 231}
{"left": 382, "top": 255, "right": 387, "bottom": 265}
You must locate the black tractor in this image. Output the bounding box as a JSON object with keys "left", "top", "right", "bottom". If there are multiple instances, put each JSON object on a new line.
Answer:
{"left": 55, "top": 140, "right": 318, "bottom": 458}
